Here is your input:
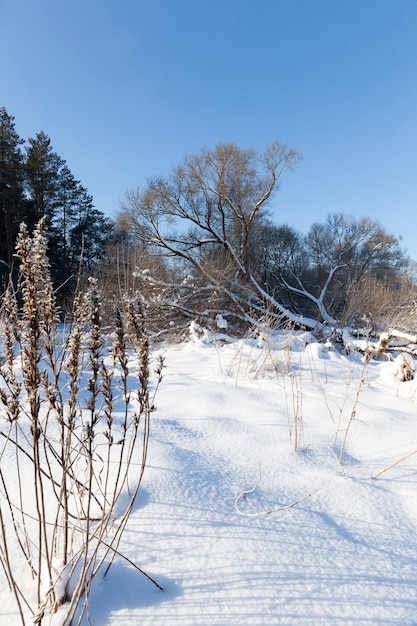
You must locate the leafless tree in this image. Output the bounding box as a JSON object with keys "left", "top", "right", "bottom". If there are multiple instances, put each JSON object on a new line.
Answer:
{"left": 280, "top": 214, "right": 408, "bottom": 327}
{"left": 120, "top": 142, "right": 412, "bottom": 340}
{"left": 121, "top": 141, "right": 304, "bottom": 331}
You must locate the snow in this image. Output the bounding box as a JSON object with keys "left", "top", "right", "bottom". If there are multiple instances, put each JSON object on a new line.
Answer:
{"left": 3, "top": 331, "right": 417, "bottom": 625}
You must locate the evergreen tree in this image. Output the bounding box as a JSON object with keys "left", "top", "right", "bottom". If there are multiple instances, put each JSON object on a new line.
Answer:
{"left": 69, "top": 198, "right": 113, "bottom": 270}
{"left": 25, "top": 130, "right": 113, "bottom": 297}
{"left": 48, "top": 163, "right": 82, "bottom": 280}
{"left": 0, "top": 107, "right": 25, "bottom": 271}
{"left": 25, "top": 130, "right": 62, "bottom": 227}
{"left": 1, "top": 107, "right": 113, "bottom": 300}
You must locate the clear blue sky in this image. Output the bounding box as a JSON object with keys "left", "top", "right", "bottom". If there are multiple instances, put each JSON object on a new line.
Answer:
{"left": 1, "top": 0, "right": 417, "bottom": 258}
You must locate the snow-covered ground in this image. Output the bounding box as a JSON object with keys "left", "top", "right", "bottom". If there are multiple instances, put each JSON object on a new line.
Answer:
{"left": 3, "top": 329, "right": 417, "bottom": 625}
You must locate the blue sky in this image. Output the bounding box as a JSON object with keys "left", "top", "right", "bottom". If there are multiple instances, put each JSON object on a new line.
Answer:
{"left": 1, "top": 0, "right": 417, "bottom": 258}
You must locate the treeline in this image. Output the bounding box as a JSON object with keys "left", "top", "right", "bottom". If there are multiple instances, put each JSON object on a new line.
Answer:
{"left": 2, "top": 113, "right": 416, "bottom": 337}
{"left": 0, "top": 107, "right": 112, "bottom": 301}
{"left": 105, "top": 142, "right": 416, "bottom": 338}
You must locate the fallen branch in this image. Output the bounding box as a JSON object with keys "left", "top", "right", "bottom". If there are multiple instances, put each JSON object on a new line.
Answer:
{"left": 234, "top": 468, "right": 319, "bottom": 518}
{"left": 388, "top": 329, "right": 417, "bottom": 344}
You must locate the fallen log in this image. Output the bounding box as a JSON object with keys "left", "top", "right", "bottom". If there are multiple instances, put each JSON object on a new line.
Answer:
{"left": 388, "top": 329, "right": 417, "bottom": 344}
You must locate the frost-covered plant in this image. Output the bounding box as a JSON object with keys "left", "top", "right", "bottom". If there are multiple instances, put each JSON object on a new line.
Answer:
{"left": 0, "top": 220, "right": 163, "bottom": 625}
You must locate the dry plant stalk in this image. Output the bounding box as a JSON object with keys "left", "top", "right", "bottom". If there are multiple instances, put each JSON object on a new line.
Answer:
{"left": 0, "top": 220, "right": 164, "bottom": 626}
{"left": 234, "top": 467, "right": 319, "bottom": 517}
{"left": 335, "top": 359, "right": 369, "bottom": 464}
{"left": 371, "top": 448, "right": 417, "bottom": 480}
{"left": 280, "top": 341, "right": 304, "bottom": 452}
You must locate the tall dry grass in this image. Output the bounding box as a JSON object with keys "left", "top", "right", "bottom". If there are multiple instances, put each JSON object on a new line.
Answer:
{"left": 0, "top": 220, "right": 163, "bottom": 625}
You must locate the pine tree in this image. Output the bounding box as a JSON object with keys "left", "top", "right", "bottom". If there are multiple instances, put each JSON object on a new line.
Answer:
{"left": 0, "top": 107, "right": 25, "bottom": 272}
{"left": 48, "top": 163, "right": 81, "bottom": 279}
{"left": 69, "top": 196, "right": 113, "bottom": 270}
{"left": 25, "top": 130, "right": 113, "bottom": 299}
{"left": 1, "top": 108, "right": 113, "bottom": 301}
{"left": 25, "top": 130, "right": 62, "bottom": 226}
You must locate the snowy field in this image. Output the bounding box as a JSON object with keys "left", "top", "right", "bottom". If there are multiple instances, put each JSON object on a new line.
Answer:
{"left": 2, "top": 329, "right": 417, "bottom": 625}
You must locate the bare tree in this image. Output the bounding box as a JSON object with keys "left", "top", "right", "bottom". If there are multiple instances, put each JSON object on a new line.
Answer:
{"left": 120, "top": 143, "right": 412, "bottom": 341}
{"left": 279, "top": 214, "right": 408, "bottom": 327}
{"left": 249, "top": 222, "right": 305, "bottom": 299}
{"left": 122, "top": 141, "right": 304, "bottom": 331}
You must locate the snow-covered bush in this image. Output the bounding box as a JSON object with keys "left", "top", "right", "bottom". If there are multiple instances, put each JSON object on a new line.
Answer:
{"left": 394, "top": 353, "right": 415, "bottom": 381}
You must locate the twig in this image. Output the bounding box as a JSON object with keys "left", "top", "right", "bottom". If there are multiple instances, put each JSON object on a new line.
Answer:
{"left": 371, "top": 448, "right": 417, "bottom": 479}
{"left": 100, "top": 541, "right": 163, "bottom": 591}
{"left": 234, "top": 467, "right": 319, "bottom": 518}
